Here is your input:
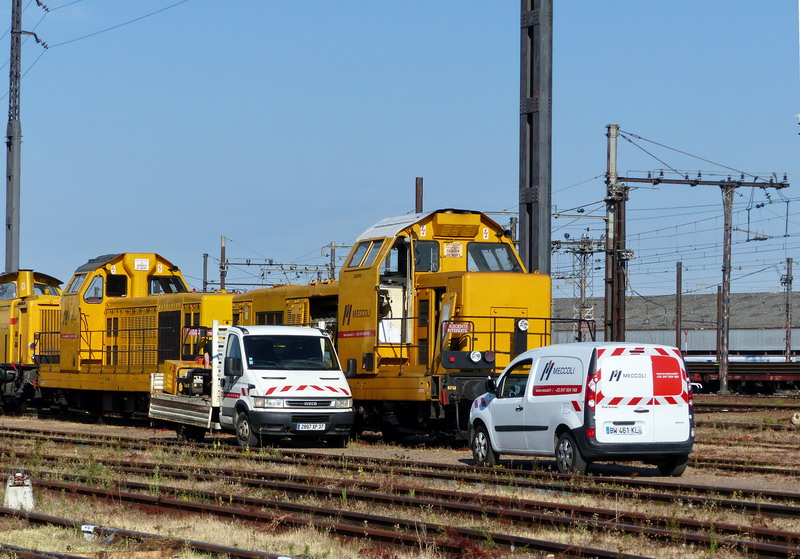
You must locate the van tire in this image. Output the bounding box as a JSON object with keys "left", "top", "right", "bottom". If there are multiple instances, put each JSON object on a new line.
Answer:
{"left": 472, "top": 425, "right": 498, "bottom": 467}
{"left": 657, "top": 454, "right": 688, "bottom": 477}
{"left": 235, "top": 411, "right": 260, "bottom": 448}
{"left": 555, "top": 432, "right": 587, "bottom": 474}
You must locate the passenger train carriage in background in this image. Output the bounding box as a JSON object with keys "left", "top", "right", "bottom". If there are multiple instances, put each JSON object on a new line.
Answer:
{"left": 234, "top": 209, "right": 588, "bottom": 440}
{"left": 8, "top": 253, "right": 233, "bottom": 414}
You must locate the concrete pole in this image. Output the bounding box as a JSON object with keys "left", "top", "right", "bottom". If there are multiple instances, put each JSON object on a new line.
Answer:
{"left": 718, "top": 183, "right": 734, "bottom": 394}
{"left": 675, "top": 261, "right": 682, "bottom": 350}
{"left": 785, "top": 257, "right": 793, "bottom": 362}
{"left": 518, "top": 0, "right": 552, "bottom": 275}
{"left": 219, "top": 235, "right": 227, "bottom": 291}
{"left": 5, "top": 0, "right": 22, "bottom": 273}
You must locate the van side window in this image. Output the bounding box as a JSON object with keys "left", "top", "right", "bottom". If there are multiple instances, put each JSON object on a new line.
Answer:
{"left": 498, "top": 359, "right": 532, "bottom": 398}
{"left": 226, "top": 336, "right": 243, "bottom": 360}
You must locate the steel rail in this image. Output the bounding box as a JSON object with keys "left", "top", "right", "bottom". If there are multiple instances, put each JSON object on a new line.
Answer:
{"left": 7, "top": 454, "right": 800, "bottom": 556}
{"left": 107, "top": 462, "right": 800, "bottom": 553}
{"left": 0, "top": 543, "right": 88, "bottom": 559}
{"left": 0, "top": 506, "right": 292, "bottom": 559}
{"left": 33, "top": 475, "right": 650, "bottom": 559}
{"left": 3, "top": 429, "right": 800, "bottom": 506}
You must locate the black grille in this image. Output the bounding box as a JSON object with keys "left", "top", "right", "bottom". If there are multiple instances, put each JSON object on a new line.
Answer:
{"left": 287, "top": 400, "right": 333, "bottom": 408}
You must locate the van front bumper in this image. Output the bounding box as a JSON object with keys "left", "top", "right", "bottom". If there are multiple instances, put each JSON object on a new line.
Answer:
{"left": 575, "top": 428, "right": 694, "bottom": 462}
{"left": 249, "top": 409, "right": 354, "bottom": 437}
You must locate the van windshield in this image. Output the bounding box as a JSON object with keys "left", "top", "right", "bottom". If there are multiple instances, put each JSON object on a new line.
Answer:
{"left": 243, "top": 335, "right": 339, "bottom": 371}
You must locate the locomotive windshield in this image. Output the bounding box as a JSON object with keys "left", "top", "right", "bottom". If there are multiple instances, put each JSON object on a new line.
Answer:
{"left": 467, "top": 243, "right": 522, "bottom": 272}
{"left": 149, "top": 276, "right": 188, "bottom": 295}
{"left": 65, "top": 273, "right": 88, "bottom": 293}
{"left": 243, "top": 335, "right": 338, "bottom": 371}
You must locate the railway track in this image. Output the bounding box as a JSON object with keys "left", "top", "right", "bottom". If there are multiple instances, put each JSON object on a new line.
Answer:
{"left": 2, "top": 424, "right": 800, "bottom": 557}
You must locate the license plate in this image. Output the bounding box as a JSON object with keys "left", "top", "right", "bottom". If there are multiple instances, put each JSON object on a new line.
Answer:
{"left": 297, "top": 423, "right": 326, "bottom": 431}
{"left": 606, "top": 425, "right": 643, "bottom": 435}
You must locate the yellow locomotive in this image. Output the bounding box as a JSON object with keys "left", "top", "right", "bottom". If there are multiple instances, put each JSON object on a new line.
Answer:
{"left": 33, "top": 253, "right": 233, "bottom": 414}
{"left": 0, "top": 270, "right": 62, "bottom": 408}
{"left": 234, "top": 209, "right": 574, "bottom": 439}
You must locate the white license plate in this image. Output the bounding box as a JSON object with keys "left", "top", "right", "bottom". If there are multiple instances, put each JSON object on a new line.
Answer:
{"left": 297, "top": 423, "right": 326, "bottom": 431}
{"left": 606, "top": 425, "right": 643, "bottom": 435}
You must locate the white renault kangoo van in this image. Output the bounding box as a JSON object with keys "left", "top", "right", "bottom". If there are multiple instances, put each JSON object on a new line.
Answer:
{"left": 468, "top": 342, "right": 694, "bottom": 476}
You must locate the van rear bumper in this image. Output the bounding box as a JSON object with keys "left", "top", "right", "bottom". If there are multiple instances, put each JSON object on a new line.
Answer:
{"left": 575, "top": 429, "right": 694, "bottom": 461}
{"left": 250, "top": 410, "right": 354, "bottom": 438}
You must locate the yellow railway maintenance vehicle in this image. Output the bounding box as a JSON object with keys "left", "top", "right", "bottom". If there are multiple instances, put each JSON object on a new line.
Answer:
{"left": 35, "top": 253, "right": 234, "bottom": 415}
{"left": 0, "top": 270, "right": 62, "bottom": 408}
{"left": 234, "top": 209, "right": 587, "bottom": 439}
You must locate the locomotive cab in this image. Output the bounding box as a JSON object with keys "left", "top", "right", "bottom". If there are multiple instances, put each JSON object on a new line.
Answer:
{"left": 38, "top": 253, "right": 233, "bottom": 414}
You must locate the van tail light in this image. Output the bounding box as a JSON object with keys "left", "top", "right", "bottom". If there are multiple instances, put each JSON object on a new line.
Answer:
{"left": 586, "top": 427, "right": 596, "bottom": 439}
{"left": 586, "top": 371, "right": 597, "bottom": 412}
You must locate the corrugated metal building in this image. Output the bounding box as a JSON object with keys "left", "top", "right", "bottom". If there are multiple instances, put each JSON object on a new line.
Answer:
{"left": 552, "top": 292, "right": 800, "bottom": 357}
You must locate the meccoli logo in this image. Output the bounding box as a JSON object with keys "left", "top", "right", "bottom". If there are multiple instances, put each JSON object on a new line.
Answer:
{"left": 609, "top": 370, "right": 647, "bottom": 381}
{"left": 539, "top": 361, "right": 575, "bottom": 381}
{"left": 342, "top": 304, "right": 371, "bottom": 326}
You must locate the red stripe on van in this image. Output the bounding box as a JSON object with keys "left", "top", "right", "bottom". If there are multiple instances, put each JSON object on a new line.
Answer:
{"left": 629, "top": 347, "right": 645, "bottom": 354}
{"left": 280, "top": 385, "right": 292, "bottom": 392}
{"left": 311, "top": 385, "right": 324, "bottom": 391}
{"left": 611, "top": 347, "right": 625, "bottom": 356}
{"left": 571, "top": 400, "right": 581, "bottom": 412}
{"left": 265, "top": 386, "right": 277, "bottom": 395}
{"left": 654, "top": 347, "right": 669, "bottom": 356}
{"left": 608, "top": 397, "right": 623, "bottom": 405}
{"left": 664, "top": 396, "right": 677, "bottom": 405}
{"left": 628, "top": 397, "right": 642, "bottom": 406}
{"left": 597, "top": 348, "right": 606, "bottom": 358}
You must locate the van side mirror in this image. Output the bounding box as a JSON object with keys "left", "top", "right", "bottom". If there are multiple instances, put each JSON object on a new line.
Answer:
{"left": 485, "top": 378, "right": 496, "bottom": 393}
{"left": 224, "top": 356, "right": 243, "bottom": 377}
{"left": 345, "top": 358, "right": 357, "bottom": 378}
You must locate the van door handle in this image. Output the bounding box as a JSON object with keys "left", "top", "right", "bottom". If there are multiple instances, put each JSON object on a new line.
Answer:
{"left": 515, "top": 405, "right": 523, "bottom": 412}
{"left": 633, "top": 408, "right": 650, "bottom": 413}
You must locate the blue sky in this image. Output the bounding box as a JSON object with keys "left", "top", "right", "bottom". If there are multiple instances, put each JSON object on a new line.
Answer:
{"left": 2, "top": 1, "right": 798, "bottom": 298}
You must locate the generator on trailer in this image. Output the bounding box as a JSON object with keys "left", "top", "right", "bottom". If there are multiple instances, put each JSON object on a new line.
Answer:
{"left": 234, "top": 209, "right": 590, "bottom": 440}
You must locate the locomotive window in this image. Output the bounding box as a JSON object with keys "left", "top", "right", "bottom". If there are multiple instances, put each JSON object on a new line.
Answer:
{"left": 346, "top": 240, "right": 383, "bottom": 269}
{"left": 33, "top": 283, "right": 59, "bottom": 296}
{"left": 414, "top": 240, "right": 440, "bottom": 272}
{"left": 381, "top": 238, "right": 408, "bottom": 279}
{"left": 83, "top": 276, "right": 104, "bottom": 304}
{"left": 149, "top": 276, "right": 188, "bottom": 295}
{"left": 467, "top": 243, "right": 522, "bottom": 272}
{"left": 106, "top": 275, "right": 127, "bottom": 297}
{"left": 0, "top": 282, "right": 16, "bottom": 299}
{"left": 66, "top": 273, "right": 87, "bottom": 293}
{"left": 361, "top": 240, "right": 383, "bottom": 268}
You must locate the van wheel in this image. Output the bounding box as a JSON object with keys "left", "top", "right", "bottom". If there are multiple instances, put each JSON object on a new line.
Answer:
{"left": 555, "top": 432, "right": 587, "bottom": 474}
{"left": 471, "top": 425, "right": 498, "bottom": 467}
{"left": 657, "top": 455, "right": 688, "bottom": 477}
{"left": 235, "top": 411, "right": 260, "bottom": 448}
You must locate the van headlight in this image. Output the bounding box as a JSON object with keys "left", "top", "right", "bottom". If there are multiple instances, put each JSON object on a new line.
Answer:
{"left": 333, "top": 398, "right": 352, "bottom": 409}
{"left": 253, "top": 397, "right": 285, "bottom": 408}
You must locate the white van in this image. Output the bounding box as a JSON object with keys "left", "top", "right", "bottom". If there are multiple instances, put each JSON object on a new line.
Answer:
{"left": 150, "top": 324, "right": 355, "bottom": 448}
{"left": 468, "top": 342, "right": 694, "bottom": 476}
